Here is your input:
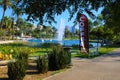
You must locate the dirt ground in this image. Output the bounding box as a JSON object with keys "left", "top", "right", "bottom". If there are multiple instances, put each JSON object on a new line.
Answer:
{"left": 0, "top": 62, "right": 53, "bottom": 80}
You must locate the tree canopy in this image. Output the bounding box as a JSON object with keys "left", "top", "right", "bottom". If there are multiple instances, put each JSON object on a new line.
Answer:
{"left": 16, "top": 0, "right": 110, "bottom": 24}
{"left": 102, "top": 0, "right": 120, "bottom": 34}
{"left": 0, "top": 0, "right": 120, "bottom": 41}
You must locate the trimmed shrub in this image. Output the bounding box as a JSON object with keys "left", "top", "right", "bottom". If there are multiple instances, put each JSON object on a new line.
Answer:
{"left": 37, "top": 55, "right": 48, "bottom": 73}
{"left": 16, "top": 50, "right": 29, "bottom": 68}
{"left": 7, "top": 50, "right": 29, "bottom": 80}
{"left": 8, "top": 60, "right": 26, "bottom": 80}
{"left": 48, "top": 45, "right": 69, "bottom": 70}
{"left": 17, "top": 51, "right": 28, "bottom": 61}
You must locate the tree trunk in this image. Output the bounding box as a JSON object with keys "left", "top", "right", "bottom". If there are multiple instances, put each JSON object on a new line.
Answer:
{"left": 0, "top": 9, "right": 6, "bottom": 40}
{"left": 0, "top": 8, "right": 6, "bottom": 30}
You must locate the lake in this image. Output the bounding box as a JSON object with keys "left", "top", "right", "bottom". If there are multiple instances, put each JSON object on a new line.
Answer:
{"left": 27, "top": 39, "right": 101, "bottom": 47}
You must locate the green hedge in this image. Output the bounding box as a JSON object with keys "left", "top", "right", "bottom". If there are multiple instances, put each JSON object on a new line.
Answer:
{"left": 7, "top": 51, "right": 29, "bottom": 80}
{"left": 8, "top": 60, "right": 26, "bottom": 80}
{"left": 37, "top": 55, "right": 48, "bottom": 73}
{"left": 48, "top": 45, "right": 69, "bottom": 70}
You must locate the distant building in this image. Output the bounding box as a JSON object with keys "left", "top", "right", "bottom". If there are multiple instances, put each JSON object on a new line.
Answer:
{"left": 32, "top": 24, "right": 37, "bottom": 30}
{"left": 37, "top": 25, "right": 43, "bottom": 30}
{"left": 65, "top": 26, "right": 76, "bottom": 33}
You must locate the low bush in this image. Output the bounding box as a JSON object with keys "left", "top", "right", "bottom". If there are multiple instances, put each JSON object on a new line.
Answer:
{"left": 8, "top": 60, "right": 26, "bottom": 80}
{"left": 17, "top": 50, "right": 29, "bottom": 69}
{"left": 37, "top": 55, "right": 48, "bottom": 73}
{"left": 7, "top": 50, "right": 29, "bottom": 80}
{"left": 48, "top": 45, "right": 69, "bottom": 70}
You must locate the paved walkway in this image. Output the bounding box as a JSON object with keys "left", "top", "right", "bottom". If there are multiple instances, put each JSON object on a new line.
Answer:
{"left": 45, "top": 48, "right": 120, "bottom": 80}
{"left": 0, "top": 40, "right": 14, "bottom": 44}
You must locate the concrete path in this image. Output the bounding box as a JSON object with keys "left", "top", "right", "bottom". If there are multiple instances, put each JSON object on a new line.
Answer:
{"left": 0, "top": 40, "right": 15, "bottom": 44}
{"left": 45, "top": 48, "right": 120, "bottom": 80}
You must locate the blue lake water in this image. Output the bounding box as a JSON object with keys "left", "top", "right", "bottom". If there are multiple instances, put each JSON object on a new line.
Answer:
{"left": 27, "top": 39, "right": 101, "bottom": 47}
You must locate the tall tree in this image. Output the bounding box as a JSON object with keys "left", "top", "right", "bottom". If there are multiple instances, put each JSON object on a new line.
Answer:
{"left": 0, "top": 0, "right": 12, "bottom": 29}
{"left": 1, "top": 16, "right": 12, "bottom": 39}
{"left": 11, "top": 0, "right": 23, "bottom": 28}
{"left": 2, "top": 16, "right": 12, "bottom": 29}
{"left": 102, "top": 0, "right": 120, "bottom": 34}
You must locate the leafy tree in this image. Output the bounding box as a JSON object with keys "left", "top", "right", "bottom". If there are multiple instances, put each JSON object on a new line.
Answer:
{"left": 65, "top": 28, "right": 71, "bottom": 39}
{"left": 1, "top": 16, "right": 12, "bottom": 39}
{"left": 102, "top": 0, "right": 120, "bottom": 35}
{"left": 11, "top": 0, "right": 23, "bottom": 28}
{"left": 17, "top": 0, "right": 109, "bottom": 24}
{"left": 0, "top": 0, "right": 12, "bottom": 29}
{"left": 2, "top": 16, "right": 12, "bottom": 29}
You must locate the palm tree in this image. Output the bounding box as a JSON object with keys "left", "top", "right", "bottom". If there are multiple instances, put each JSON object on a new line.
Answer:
{"left": 2, "top": 16, "right": 12, "bottom": 29}
{"left": 1, "top": 16, "right": 12, "bottom": 40}
{"left": 11, "top": 0, "right": 22, "bottom": 28}
{"left": 0, "top": 0, "right": 12, "bottom": 29}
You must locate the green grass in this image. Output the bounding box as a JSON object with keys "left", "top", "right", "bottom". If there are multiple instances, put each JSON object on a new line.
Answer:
{"left": 29, "top": 48, "right": 51, "bottom": 57}
{"left": 72, "top": 53, "right": 89, "bottom": 58}
{"left": 0, "top": 42, "right": 118, "bottom": 58}
{"left": 99, "top": 47, "right": 116, "bottom": 55}
{"left": 71, "top": 46, "right": 118, "bottom": 58}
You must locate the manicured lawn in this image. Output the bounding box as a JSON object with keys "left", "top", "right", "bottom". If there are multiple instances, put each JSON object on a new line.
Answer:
{"left": 29, "top": 48, "right": 51, "bottom": 57}
{"left": 99, "top": 47, "right": 116, "bottom": 55}
{"left": 71, "top": 46, "right": 118, "bottom": 58}
{"left": 0, "top": 42, "right": 118, "bottom": 59}
{"left": 0, "top": 42, "right": 51, "bottom": 60}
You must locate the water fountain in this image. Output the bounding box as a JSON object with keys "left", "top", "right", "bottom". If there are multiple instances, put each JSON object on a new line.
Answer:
{"left": 56, "top": 18, "right": 72, "bottom": 64}
{"left": 56, "top": 18, "right": 65, "bottom": 45}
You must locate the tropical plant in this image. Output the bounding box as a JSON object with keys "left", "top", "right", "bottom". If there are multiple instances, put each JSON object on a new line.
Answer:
{"left": 0, "top": 0, "right": 12, "bottom": 29}
{"left": 11, "top": 0, "right": 23, "bottom": 27}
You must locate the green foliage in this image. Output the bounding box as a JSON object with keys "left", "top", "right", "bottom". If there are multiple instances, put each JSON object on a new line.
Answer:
{"left": 102, "top": 0, "right": 120, "bottom": 34}
{"left": 37, "top": 55, "right": 48, "bottom": 73}
{"left": 72, "top": 53, "right": 89, "bottom": 58}
{"left": 0, "top": 0, "right": 12, "bottom": 27}
{"left": 19, "top": 0, "right": 108, "bottom": 24}
{"left": 48, "top": 45, "right": 69, "bottom": 70}
{"left": 41, "top": 43, "right": 60, "bottom": 48}
{"left": 7, "top": 60, "right": 26, "bottom": 80}
{"left": 99, "top": 47, "right": 116, "bottom": 55}
{"left": 72, "top": 46, "right": 117, "bottom": 58}
{"left": 72, "top": 44, "right": 79, "bottom": 49}
{"left": 16, "top": 50, "right": 29, "bottom": 66}
{"left": 7, "top": 47, "right": 29, "bottom": 80}
{"left": 31, "top": 25, "right": 55, "bottom": 39}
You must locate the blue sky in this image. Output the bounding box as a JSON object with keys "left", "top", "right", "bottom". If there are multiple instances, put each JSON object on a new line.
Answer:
{"left": 0, "top": 7, "right": 103, "bottom": 29}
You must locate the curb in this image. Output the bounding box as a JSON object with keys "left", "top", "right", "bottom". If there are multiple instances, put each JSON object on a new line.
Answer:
{"left": 43, "top": 65, "right": 74, "bottom": 80}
